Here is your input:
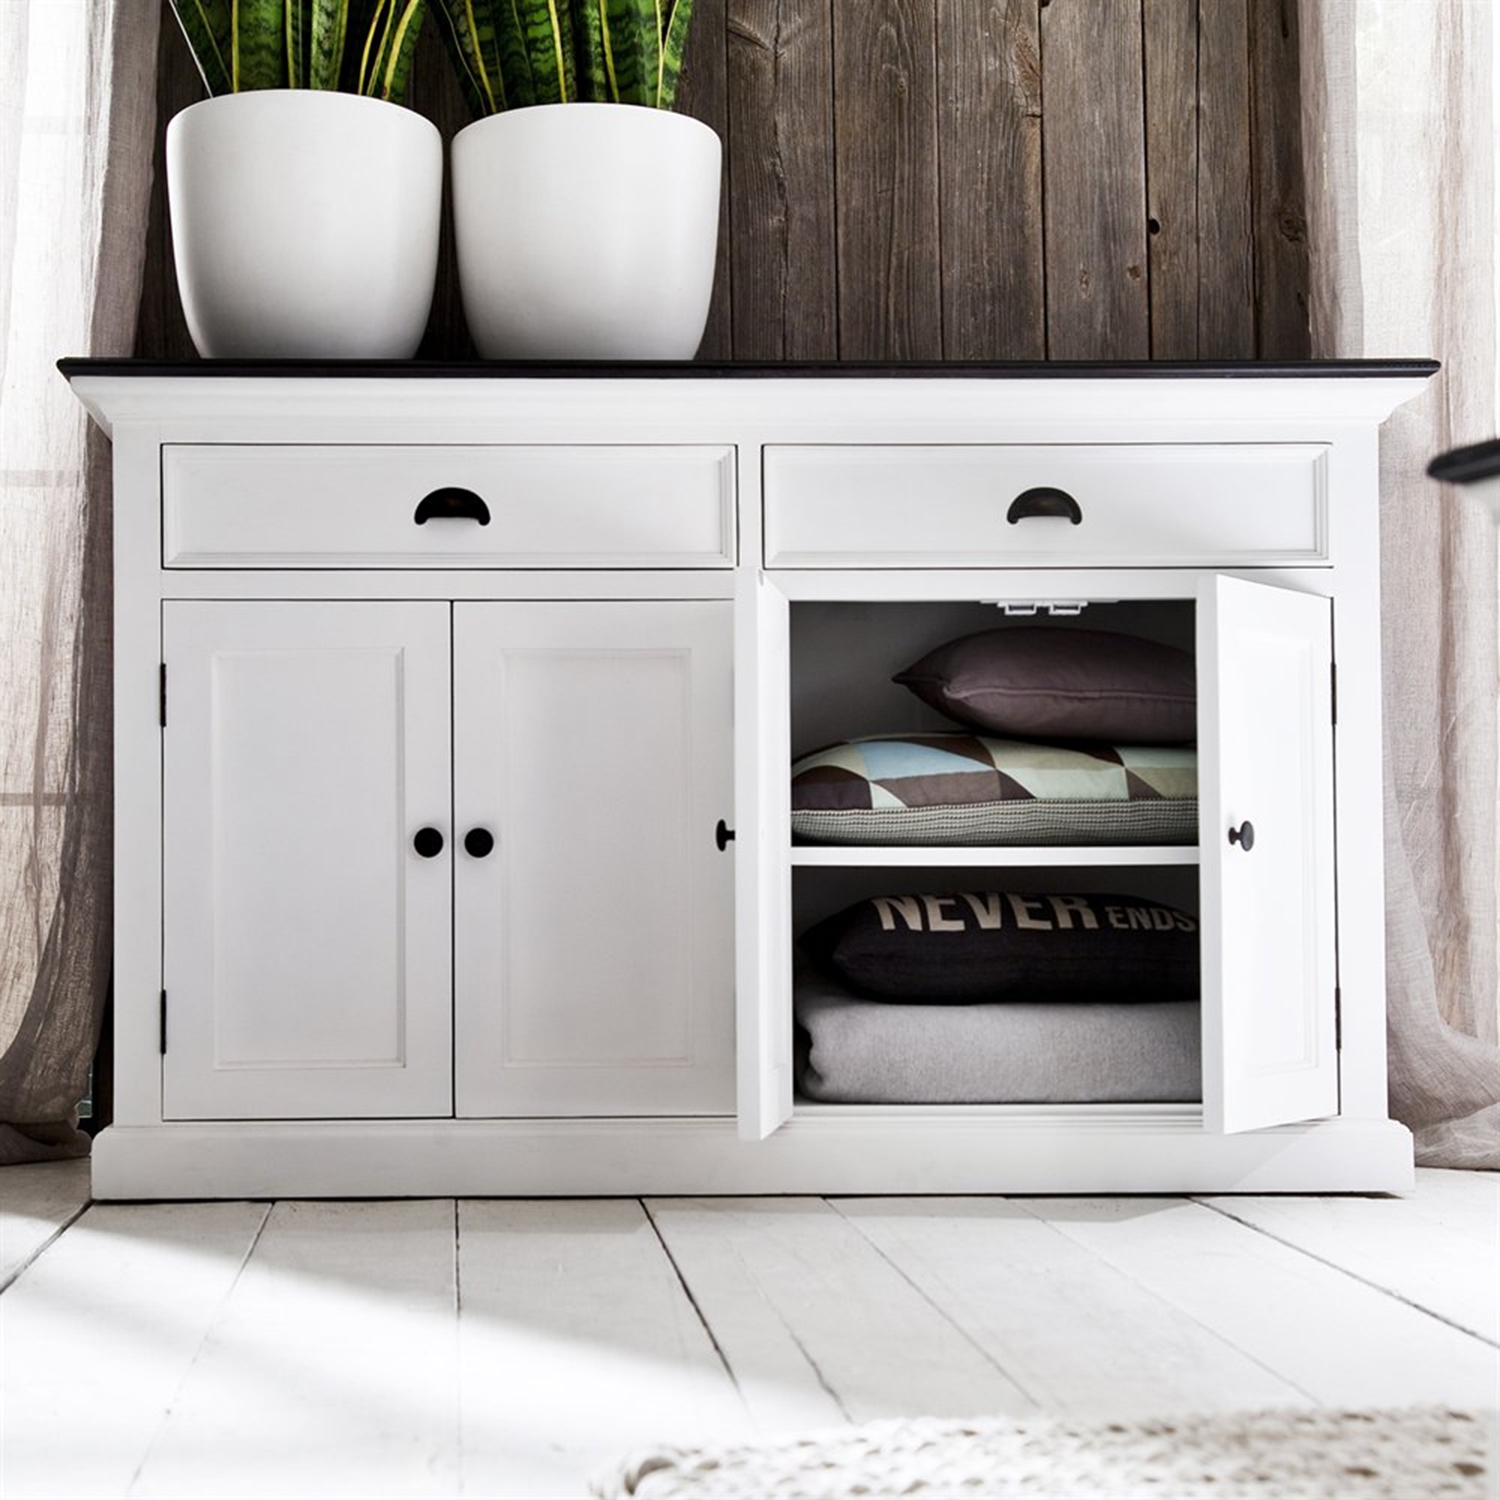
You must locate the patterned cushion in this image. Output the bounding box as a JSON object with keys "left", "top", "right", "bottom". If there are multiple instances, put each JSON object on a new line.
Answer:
{"left": 790, "top": 733, "right": 1197, "bottom": 845}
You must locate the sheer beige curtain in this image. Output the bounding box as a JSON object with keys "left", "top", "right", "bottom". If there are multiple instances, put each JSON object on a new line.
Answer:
{"left": 1302, "top": 0, "right": 1500, "bottom": 1166}
{"left": 0, "top": 0, "right": 159, "bottom": 1162}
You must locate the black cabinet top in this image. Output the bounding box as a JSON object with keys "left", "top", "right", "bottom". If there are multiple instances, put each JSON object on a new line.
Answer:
{"left": 59, "top": 357, "right": 1441, "bottom": 382}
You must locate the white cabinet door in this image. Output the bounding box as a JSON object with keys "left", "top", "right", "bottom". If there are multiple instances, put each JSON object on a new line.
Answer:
{"left": 453, "top": 602, "right": 735, "bottom": 1117}
{"left": 735, "top": 572, "right": 794, "bottom": 1139}
{"left": 1198, "top": 575, "right": 1339, "bottom": 1133}
{"left": 162, "top": 602, "right": 453, "bottom": 1119}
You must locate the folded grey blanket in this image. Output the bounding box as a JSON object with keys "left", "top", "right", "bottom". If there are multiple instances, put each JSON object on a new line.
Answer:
{"left": 796, "top": 975, "right": 1201, "bottom": 1104}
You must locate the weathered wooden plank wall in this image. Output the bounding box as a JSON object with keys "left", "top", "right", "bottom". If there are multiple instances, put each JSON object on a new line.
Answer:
{"left": 137, "top": 0, "right": 1310, "bottom": 361}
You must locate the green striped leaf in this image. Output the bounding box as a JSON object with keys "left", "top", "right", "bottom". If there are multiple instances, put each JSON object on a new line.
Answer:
{"left": 380, "top": 0, "right": 426, "bottom": 100}
{"left": 352, "top": 0, "right": 396, "bottom": 92}
{"left": 656, "top": 0, "right": 692, "bottom": 108}
{"left": 430, "top": 0, "right": 503, "bottom": 113}
{"left": 487, "top": 0, "right": 533, "bottom": 107}
{"left": 519, "top": 0, "right": 574, "bottom": 104}
{"left": 231, "top": 0, "right": 288, "bottom": 88}
{"left": 307, "top": 0, "right": 345, "bottom": 88}
{"left": 573, "top": 0, "right": 608, "bottom": 100}
{"left": 167, "top": 0, "right": 234, "bottom": 95}
{"left": 283, "top": 0, "right": 303, "bottom": 86}
{"left": 600, "top": 0, "right": 658, "bottom": 105}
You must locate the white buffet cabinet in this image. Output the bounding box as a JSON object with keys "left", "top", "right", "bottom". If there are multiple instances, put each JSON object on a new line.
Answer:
{"left": 63, "top": 360, "right": 1434, "bottom": 1199}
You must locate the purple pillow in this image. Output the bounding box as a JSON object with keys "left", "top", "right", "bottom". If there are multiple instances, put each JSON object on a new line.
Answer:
{"left": 893, "top": 628, "right": 1196, "bottom": 743}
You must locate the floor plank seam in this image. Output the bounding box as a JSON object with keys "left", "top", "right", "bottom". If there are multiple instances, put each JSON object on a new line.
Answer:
{"left": 0, "top": 1198, "right": 93, "bottom": 1295}
{"left": 1190, "top": 1197, "right": 1500, "bottom": 1351}
{"left": 1009, "top": 1198, "right": 1326, "bottom": 1407}
{"left": 452, "top": 1199, "right": 466, "bottom": 1495}
{"left": 823, "top": 1197, "right": 1044, "bottom": 1412}
{"left": 638, "top": 1198, "right": 747, "bottom": 1406}
{"left": 765, "top": 1302, "right": 856, "bottom": 1426}
{"left": 124, "top": 1199, "right": 275, "bottom": 1498}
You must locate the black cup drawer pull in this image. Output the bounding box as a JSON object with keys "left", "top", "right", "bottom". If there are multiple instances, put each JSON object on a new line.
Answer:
{"left": 413, "top": 487, "right": 491, "bottom": 526}
{"left": 1007, "top": 486, "right": 1084, "bottom": 525}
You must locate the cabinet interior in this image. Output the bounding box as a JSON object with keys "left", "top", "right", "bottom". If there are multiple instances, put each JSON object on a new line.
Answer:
{"left": 785, "top": 597, "right": 1203, "bottom": 1112}
{"left": 788, "top": 598, "right": 1196, "bottom": 759}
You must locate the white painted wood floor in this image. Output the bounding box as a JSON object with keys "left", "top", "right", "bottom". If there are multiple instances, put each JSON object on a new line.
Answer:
{"left": 2, "top": 1164, "right": 1496, "bottom": 1499}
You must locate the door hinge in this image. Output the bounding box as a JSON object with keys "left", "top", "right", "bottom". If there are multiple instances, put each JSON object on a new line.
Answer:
{"left": 1334, "top": 986, "right": 1342, "bottom": 1050}
{"left": 159, "top": 990, "right": 168, "bottom": 1055}
{"left": 159, "top": 663, "right": 167, "bottom": 727}
{"left": 1330, "top": 662, "right": 1337, "bottom": 726}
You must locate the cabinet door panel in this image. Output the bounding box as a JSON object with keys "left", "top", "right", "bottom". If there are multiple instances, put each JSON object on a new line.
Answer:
{"left": 162, "top": 602, "right": 453, "bottom": 1119}
{"left": 453, "top": 603, "right": 734, "bottom": 1117}
{"left": 1199, "top": 576, "right": 1338, "bottom": 1133}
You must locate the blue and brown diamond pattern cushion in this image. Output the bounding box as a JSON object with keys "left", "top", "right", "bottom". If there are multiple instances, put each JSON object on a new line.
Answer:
{"left": 790, "top": 733, "right": 1197, "bottom": 845}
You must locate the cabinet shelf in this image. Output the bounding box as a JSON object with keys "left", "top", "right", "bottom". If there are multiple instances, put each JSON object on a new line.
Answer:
{"left": 788, "top": 844, "right": 1201, "bottom": 868}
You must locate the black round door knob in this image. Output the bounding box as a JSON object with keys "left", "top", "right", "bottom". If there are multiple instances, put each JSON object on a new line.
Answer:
{"left": 464, "top": 827, "right": 495, "bottom": 859}
{"left": 716, "top": 819, "right": 736, "bottom": 852}
{"left": 1228, "top": 820, "right": 1256, "bottom": 852}
{"left": 412, "top": 826, "right": 445, "bottom": 858}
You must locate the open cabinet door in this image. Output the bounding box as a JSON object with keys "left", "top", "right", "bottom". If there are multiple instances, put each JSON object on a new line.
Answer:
{"left": 1199, "top": 575, "right": 1339, "bottom": 1133}
{"left": 735, "top": 571, "right": 795, "bottom": 1139}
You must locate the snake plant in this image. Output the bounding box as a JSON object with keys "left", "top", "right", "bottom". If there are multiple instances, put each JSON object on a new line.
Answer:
{"left": 431, "top": 0, "right": 695, "bottom": 116}
{"left": 167, "top": 0, "right": 427, "bottom": 102}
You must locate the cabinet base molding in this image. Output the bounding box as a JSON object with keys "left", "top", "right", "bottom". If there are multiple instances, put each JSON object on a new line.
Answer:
{"left": 89, "top": 1115, "right": 1415, "bottom": 1200}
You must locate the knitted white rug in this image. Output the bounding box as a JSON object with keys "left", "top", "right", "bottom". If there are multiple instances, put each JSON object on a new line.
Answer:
{"left": 593, "top": 1406, "right": 1497, "bottom": 1500}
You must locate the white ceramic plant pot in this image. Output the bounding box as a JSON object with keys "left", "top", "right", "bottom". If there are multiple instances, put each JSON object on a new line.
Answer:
{"left": 452, "top": 103, "right": 721, "bottom": 359}
{"left": 167, "top": 91, "right": 442, "bottom": 359}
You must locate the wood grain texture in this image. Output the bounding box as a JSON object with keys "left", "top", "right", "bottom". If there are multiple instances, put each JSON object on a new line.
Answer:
{"left": 0, "top": 1158, "right": 90, "bottom": 1290}
{"left": 647, "top": 1197, "right": 1035, "bottom": 1426}
{"left": 1200, "top": 1187, "right": 1500, "bottom": 1344}
{"left": 9, "top": 1175, "right": 1498, "bottom": 1498}
{"left": 936, "top": 0, "right": 1044, "bottom": 359}
{"left": 833, "top": 0, "right": 944, "bottom": 359}
{"left": 1197, "top": 0, "right": 1255, "bottom": 356}
{"left": 1025, "top": 1198, "right": 1500, "bottom": 1409}
{"left": 1248, "top": 0, "right": 1311, "bottom": 356}
{"left": 726, "top": 0, "right": 838, "bottom": 359}
{"left": 0, "top": 1202, "right": 272, "bottom": 1498}
{"left": 1143, "top": 0, "right": 1199, "bottom": 358}
{"left": 678, "top": 0, "right": 734, "bottom": 359}
{"left": 133, "top": 1200, "right": 461, "bottom": 1497}
{"left": 1040, "top": 0, "right": 1151, "bottom": 359}
{"left": 132, "top": 1, "right": 1307, "bottom": 365}
{"left": 835, "top": 1198, "right": 1305, "bottom": 1415}
{"left": 458, "top": 1199, "right": 747, "bottom": 1497}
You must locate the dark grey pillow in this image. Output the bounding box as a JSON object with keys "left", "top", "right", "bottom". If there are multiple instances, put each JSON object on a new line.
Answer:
{"left": 800, "top": 890, "right": 1200, "bottom": 1003}
{"left": 893, "top": 628, "right": 1196, "bottom": 742}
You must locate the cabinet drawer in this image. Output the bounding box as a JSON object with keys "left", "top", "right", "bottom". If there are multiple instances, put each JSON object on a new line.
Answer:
{"left": 763, "top": 444, "right": 1328, "bottom": 568}
{"left": 163, "top": 445, "right": 736, "bottom": 568}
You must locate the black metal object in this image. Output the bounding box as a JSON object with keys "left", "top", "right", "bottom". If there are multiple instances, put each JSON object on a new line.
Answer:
{"left": 414, "top": 487, "right": 491, "bottom": 526}
{"left": 464, "top": 827, "right": 495, "bottom": 858}
{"left": 413, "top": 826, "right": 445, "bottom": 858}
{"left": 1428, "top": 438, "right": 1500, "bottom": 486}
{"left": 1007, "top": 486, "right": 1083, "bottom": 525}
{"left": 1228, "top": 821, "right": 1255, "bottom": 851}
{"left": 716, "top": 819, "right": 735, "bottom": 851}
